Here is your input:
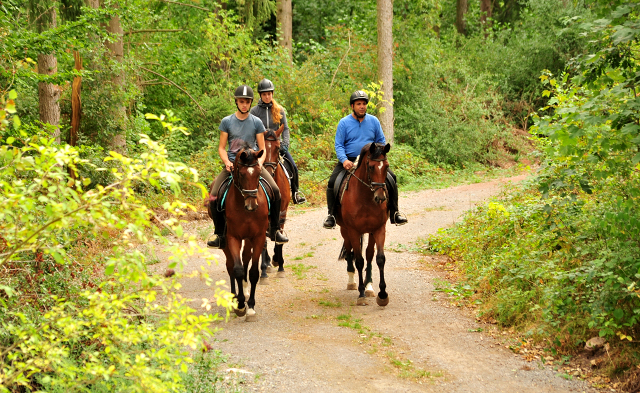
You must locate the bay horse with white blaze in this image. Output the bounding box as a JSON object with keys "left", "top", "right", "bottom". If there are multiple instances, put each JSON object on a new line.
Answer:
{"left": 336, "top": 143, "right": 391, "bottom": 306}
{"left": 260, "top": 125, "right": 291, "bottom": 282}
{"left": 208, "top": 147, "right": 269, "bottom": 321}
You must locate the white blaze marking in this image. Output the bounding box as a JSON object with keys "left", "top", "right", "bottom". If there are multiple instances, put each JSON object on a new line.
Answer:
{"left": 247, "top": 167, "right": 254, "bottom": 175}
{"left": 378, "top": 162, "right": 383, "bottom": 170}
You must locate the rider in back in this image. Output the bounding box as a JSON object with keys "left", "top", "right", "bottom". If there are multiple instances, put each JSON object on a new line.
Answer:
{"left": 323, "top": 90, "right": 408, "bottom": 229}
{"left": 207, "top": 84, "right": 289, "bottom": 249}
{"left": 250, "top": 78, "right": 306, "bottom": 204}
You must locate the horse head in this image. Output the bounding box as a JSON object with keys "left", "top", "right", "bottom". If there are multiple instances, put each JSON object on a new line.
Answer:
{"left": 262, "top": 124, "right": 284, "bottom": 177}
{"left": 234, "top": 147, "right": 264, "bottom": 211}
{"left": 358, "top": 142, "right": 391, "bottom": 204}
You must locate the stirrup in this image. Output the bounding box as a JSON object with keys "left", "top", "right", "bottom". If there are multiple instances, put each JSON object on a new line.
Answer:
{"left": 323, "top": 214, "right": 336, "bottom": 229}
{"left": 393, "top": 211, "right": 408, "bottom": 226}
{"left": 293, "top": 191, "right": 307, "bottom": 204}
{"left": 273, "top": 229, "right": 289, "bottom": 245}
{"left": 207, "top": 234, "right": 226, "bottom": 249}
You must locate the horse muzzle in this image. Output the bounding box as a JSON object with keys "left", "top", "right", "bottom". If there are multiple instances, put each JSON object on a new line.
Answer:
{"left": 245, "top": 199, "right": 258, "bottom": 211}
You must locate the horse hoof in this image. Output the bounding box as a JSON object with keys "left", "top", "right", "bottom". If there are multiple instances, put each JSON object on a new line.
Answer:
{"left": 376, "top": 295, "right": 389, "bottom": 307}
{"left": 234, "top": 306, "right": 246, "bottom": 317}
{"left": 245, "top": 308, "right": 257, "bottom": 322}
{"left": 365, "top": 289, "right": 375, "bottom": 297}
{"left": 276, "top": 271, "right": 285, "bottom": 278}
{"left": 356, "top": 297, "right": 367, "bottom": 306}
{"left": 272, "top": 261, "right": 279, "bottom": 268}
{"left": 259, "top": 277, "right": 269, "bottom": 285}
{"left": 266, "top": 266, "right": 274, "bottom": 273}
{"left": 347, "top": 283, "right": 357, "bottom": 290}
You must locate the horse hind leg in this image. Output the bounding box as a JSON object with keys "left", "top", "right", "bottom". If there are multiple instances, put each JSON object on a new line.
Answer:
{"left": 242, "top": 241, "right": 251, "bottom": 299}
{"left": 260, "top": 240, "right": 270, "bottom": 285}
{"left": 341, "top": 237, "right": 357, "bottom": 290}
{"left": 365, "top": 234, "right": 375, "bottom": 297}
{"left": 351, "top": 234, "right": 367, "bottom": 305}
{"left": 274, "top": 244, "right": 285, "bottom": 278}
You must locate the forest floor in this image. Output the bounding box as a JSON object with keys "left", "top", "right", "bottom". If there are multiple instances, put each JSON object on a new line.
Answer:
{"left": 158, "top": 174, "right": 597, "bottom": 393}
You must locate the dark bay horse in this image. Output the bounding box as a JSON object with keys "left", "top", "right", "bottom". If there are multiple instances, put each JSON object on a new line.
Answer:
{"left": 336, "top": 143, "right": 391, "bottom": 306}
{"left": 260, "top": 125, "right": 291, "bottom": 283}
{"left": 214, "top": 147, "right": 269, "bottom": 321}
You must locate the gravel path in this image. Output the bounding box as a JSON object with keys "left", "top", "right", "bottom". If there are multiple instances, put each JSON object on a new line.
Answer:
{"left": 170, "top": 174, "right": 596, "bottom": 393}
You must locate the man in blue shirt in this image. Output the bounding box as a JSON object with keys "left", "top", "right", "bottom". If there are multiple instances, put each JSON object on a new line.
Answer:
{"left": 323, "top": 90, "right": 408, "bottom": 228}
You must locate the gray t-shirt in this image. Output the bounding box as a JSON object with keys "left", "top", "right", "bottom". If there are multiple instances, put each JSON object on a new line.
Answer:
{"left": 219, "top": 113, "right": 265, "bottom": 162}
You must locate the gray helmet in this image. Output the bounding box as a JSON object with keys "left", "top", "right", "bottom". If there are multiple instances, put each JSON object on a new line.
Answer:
{"left": 234, "top": 84, "right": 254, "bottom": 100}
{"left": 350, "top": 90, "right": 369, "bottom": 105}
{"left": 257, "top": 78, "right": 275, "bottom": 93}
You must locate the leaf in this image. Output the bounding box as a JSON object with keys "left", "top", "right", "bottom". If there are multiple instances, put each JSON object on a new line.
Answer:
{"left": 632, "top": 152, "right": 640, "bottom": 165}
{"left": 105, "top": 263, "right": 115, "bottom": 275}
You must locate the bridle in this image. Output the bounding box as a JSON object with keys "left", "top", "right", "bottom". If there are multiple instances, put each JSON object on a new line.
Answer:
{"left": 350, "top": 152, "right": 388, "bottom": 195}
{"left": 233, "top": 158, "right": 260, "bottom": 200}
{"left": 262, "top": 132, "right": 280, "bottom": 177}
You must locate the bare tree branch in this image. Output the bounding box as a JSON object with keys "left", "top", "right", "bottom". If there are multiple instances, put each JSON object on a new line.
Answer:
{"left": 159, "top": 0, "right": 210, "bottom": 11}
{"left": 329, "top": 32, "right": 351, "bottom": 91}
{"left": 125, "top": 29, "right": 183, "bottom": 36}
{"left": 139, "top": 66, "right": 205, "bottom": 116}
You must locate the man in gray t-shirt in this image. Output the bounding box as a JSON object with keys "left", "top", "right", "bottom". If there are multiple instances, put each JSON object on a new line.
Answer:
{"left": 219, "top": 113, "right": 265, "bottom": 162}
{"left": 207, "top": 84, "right": 289, "bottom": 249}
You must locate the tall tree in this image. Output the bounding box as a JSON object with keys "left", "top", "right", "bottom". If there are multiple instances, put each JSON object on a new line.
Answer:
{"left": 32, "top": 1, "right": 61, "bottom": 142}
{"left": 456, "top": 0, "right": 468, "bottom": 35}
{"left": 104, "top": 4, "right": 127, "bottom": 153}
{"left": 480, "top": 0, "right": 492, "bottom": 31}
{"left": 276, "top": 0, "right": 292, "bottom": 60}
{"left": 377, "top": 0, "right": 394, "bottom": 143}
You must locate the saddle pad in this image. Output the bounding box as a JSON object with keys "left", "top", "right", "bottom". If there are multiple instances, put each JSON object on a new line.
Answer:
{"left": 333, "top": 169, "right": 352, "bottom": 203}
{"left": 218, "top": 176, "right": 271, "bottom": 211}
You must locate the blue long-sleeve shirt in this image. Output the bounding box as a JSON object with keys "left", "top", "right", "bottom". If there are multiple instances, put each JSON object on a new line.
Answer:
{"left": 335, "top": 114, "right": 386, "bottom": 163}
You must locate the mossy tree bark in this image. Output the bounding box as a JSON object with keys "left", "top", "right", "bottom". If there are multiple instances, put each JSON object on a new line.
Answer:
{"left": 377, "top": 0, "right": 394, "bottom": 143}
{"left": 277, "top": 0, "right": 293, "bottom": 62}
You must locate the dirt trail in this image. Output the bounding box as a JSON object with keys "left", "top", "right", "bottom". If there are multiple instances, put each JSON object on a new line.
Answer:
{"left": 170, "top": 174, "right": 595, "bottom": 393}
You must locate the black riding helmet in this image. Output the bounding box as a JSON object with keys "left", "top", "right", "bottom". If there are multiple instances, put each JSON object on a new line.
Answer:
{"left": 234, "top": 84, "right": 254, "bottom": 114}
{"left": 257, "top": 78, "right": 275, "bottom": 93}
{"left": 350, "top": 90, "right": 369, "bottom": 105}
{"left": 234, "top": 84, "right": 254, "bottom": 100}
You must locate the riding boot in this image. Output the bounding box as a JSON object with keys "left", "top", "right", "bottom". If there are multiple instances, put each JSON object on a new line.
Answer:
{"left": 323, "top": 187, "right": 336, "bottom": 229}
{"left": 292, "top": 166, "right": 306, "bottom": 204}
{"left": 269, "top": 194, "right": 289, "bottom": 243}
{"left": 386, "top": 176, "right": 408, "bottom": 226}
{"left": 207, "top": 207, "right": 227, "bottom": 249}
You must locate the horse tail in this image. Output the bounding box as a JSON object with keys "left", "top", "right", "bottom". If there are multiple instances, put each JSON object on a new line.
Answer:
{"left": 338, "top": 242, "right": 348, "bottom": 261}
{"left": 337, "top": 235, "right": 363, "bottom": 260}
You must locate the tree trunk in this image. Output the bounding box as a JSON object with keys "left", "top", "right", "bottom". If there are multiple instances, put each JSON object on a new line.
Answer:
{"left": 480, "top": 0, "right": 492, "bottom": 31}
{"left": 105, "top": 6, "right": 127, "bottom": 154}
{"left": 70, "top": 51, "right": 82, "bottom": 147}
{"left": 456, "top": 0, "right": 468, "bottom": 35}
{"left": 38, "top": 54, "right": 61, "bottom": 143}
{"left": 377, "top": 0, "right": 394, "bottom": 143}
{"left": 36, "top": 8, "right": 61, "bottom": 143}
{"left": 276, "top": 0, "right": 292, "bottom": 62}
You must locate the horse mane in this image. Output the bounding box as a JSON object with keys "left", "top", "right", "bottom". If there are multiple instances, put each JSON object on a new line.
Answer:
{"left": 355, "top": 143, "right": 386, "bottom": 170}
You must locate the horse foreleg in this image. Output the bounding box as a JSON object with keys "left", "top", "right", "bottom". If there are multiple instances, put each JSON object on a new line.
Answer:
{"left": 274, "top": 244, "right": 285, "bottom": 278}
{"left": 373, "top": 227, "right": 389, "bottom": 307}
{"left": 245, "top": 236, "right": 263, "bottom": 322}
{"left": 227, "top": 237, "right": 246, "bottom": 316}
{"left": 364, "top": 234, "right": 375, "bottom": 297}
{"left": 241, "top": 240, "right": 251, "bottom": 300}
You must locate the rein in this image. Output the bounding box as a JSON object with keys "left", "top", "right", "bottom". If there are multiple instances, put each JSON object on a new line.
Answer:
{"left": 233, "top": 160, "right": 260, "bottom": 199}
{"left": 349, "top": 155, "right": 387, "bottom": 194}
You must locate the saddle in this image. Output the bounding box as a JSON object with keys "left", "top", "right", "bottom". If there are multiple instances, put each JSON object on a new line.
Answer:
{"left": 216, "top": 175, "right": 275, "bottom": 212}
{"left": 333, "top": 168, "right": 395, "bottom": 204}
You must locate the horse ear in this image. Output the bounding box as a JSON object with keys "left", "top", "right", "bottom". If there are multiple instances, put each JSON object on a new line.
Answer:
{"left": 384, "top": 143, "right": 391, "bottom": 153}
{"left": 275, "top": 124, "right": 284, "bottom": 137}
{"left": 256, "top": 149, "right": 264, "bottom": 158}
{"left": 239, "top": 151, "right": 247, "bottom": 162}
{"left": 369, "top": 143, "right": 376, "bottom": 154}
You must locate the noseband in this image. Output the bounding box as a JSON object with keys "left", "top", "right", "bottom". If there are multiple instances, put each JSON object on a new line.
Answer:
{"left": 263, "top": 133, "right": 280, "bottom": 177}
{"left": 233, "top": 160, "right": 260, "bottom": 200}
{"left": 351, "top": 154, "right": 388, "bottom": 195}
